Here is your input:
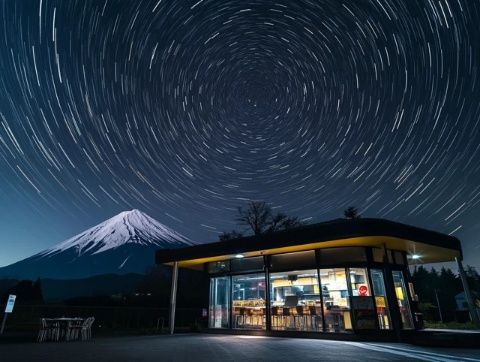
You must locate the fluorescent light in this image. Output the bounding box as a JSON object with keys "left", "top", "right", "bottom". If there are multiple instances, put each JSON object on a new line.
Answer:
{"left": 235, "top": 254, "right": 244, "bottom": 259}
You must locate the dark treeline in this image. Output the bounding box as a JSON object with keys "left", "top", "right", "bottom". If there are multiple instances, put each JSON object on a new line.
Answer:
{"left": 411, "top": 265, "right": 480, "bottom": 322}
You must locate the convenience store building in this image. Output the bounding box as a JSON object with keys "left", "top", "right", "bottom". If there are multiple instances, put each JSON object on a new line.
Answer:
{"left": 156, "top": 218, "right": 463, "bottom": 339}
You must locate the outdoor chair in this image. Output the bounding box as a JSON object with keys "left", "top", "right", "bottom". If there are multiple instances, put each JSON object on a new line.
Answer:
{"left": 81, "top": 317, "right": 95, "bottom": 340}
{"left": 37, "top": 318, "right": 60, "bottom": 343}
{"left": 66, "top": 319, "right": 84, "bottom": 341}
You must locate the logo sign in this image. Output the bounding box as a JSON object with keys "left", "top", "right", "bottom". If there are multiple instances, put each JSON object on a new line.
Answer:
{"left": 358, "top": 285, "right": 369, "bottom": 297}
{"left": 5, "top": 295, "right": 16, "bottom": 313}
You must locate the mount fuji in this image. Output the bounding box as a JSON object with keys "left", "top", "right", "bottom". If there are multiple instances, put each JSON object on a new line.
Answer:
{"left": 0, "top": 210, "right": 193, "bottom": 280}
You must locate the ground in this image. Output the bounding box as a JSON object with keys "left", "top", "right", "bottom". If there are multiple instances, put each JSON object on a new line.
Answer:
{"left": 1, "top": 334, "right": 480, "bottom": 361}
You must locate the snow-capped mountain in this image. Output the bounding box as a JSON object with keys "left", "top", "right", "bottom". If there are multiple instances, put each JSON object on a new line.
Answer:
{"left": 0, "top": 210, "right": 193, "bottom": 280}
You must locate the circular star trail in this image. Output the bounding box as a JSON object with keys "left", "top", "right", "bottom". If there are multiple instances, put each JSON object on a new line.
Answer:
{"left": 0, "top": 0, "right": 479, "bottom": 257}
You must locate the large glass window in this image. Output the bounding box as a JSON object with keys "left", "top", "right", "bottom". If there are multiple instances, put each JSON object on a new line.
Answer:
{"left": 392, "top": 270, "right": 414, "bottom": 329}
{"left": 370, "top": 269, "right": 391, "bottom": 329}
{"left": 269, "top": 270, "right": 322, "bottom": 331}
{"left": 209, "top": 277, "right": 230, "bottom": 328}
{"left": 320, "top": 268, "right": 352, "bottom": 332}
{"left": 232, "top": 273, "right": 266, "bottom": 329}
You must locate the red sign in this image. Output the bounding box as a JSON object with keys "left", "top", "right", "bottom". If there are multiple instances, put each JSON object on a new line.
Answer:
{"left": 358, "top": 285, "right": 368, "bottom": 296}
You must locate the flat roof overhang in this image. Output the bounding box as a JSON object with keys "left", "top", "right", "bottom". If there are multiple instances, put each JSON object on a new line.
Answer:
{"left": 156, "top": 218, "right": 462, "bottom": 269}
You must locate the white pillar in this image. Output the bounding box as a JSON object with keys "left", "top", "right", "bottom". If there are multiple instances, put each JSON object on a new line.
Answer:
{"left": 456, "top": 257, "right": 480, "bottom": 328}
{"left": 169, "top": 261, "right": 179, "bottom": 334}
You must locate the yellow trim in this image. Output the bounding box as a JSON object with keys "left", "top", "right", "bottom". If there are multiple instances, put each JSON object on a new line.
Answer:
{"left": 163, "top": 235, "right": 460, "bottom": 268}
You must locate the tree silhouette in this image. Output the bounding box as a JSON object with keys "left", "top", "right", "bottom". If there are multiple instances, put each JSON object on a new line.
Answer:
{"left": 236, "top": 201, "right": 273, "bottom": 236}
{"left": 218, "top": 230, "right": 244, "bottom": 241}
{"left": 344, "top": 206, "right": 360, "bottom": 219}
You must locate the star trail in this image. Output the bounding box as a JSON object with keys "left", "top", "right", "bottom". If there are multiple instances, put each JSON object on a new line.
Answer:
{"left": 0, "top": 0, "right": 479, "bottom": 266}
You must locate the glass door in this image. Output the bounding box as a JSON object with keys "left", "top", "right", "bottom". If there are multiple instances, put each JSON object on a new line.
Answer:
{"left": 232, "top": 273, "right": 266, "bottom": 329}
{"left": 392, "top": 270, "right": 414, "bottom": 329}
{"left": 319, "top": 268, "right": 352, "bottom": 332}
{"left": 209, "top": 277, "right": 230, "bottom": 328}
{"left": 370, "top": 269, "right": 391, "bottom": 329}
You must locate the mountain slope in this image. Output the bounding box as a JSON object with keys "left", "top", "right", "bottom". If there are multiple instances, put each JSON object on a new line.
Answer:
{"left": 0, "top": 210, "right": 192, "bottom": 280}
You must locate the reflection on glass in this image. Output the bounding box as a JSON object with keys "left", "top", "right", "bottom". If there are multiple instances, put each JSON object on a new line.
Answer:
{"left": 320, "top": 268, "right": 352, "bottom": 332}
{"left": 232, "top": 273, "right": 266, "bottom": 329}
{"left": 392, "top": 270, "right": 414, "bottom": 329}
{"left": 209, "top": 277, "right": 230, "bottom": 328}
{"left": 269, "top": 270, "right": 322, "bottom": 331}
{"left": 370, "top": 269, "right": 391, "bottom": 329}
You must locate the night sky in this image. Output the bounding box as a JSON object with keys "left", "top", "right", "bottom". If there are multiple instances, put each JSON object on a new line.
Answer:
{"left": 0, "top": 0, "right": 479, "bottom": 268}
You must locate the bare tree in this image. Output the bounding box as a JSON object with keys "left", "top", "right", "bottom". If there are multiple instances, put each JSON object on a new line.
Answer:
{"left": 236, "top": 201, "right": 306, "bottom": 236}
{"left": 218, "top": 230, "right": 244, "bottom": 242}
{"left": 267, "top": 212, "right": 304, "bottom": 233}
{"left": 344, "top": 206, "right": 360, "bottom": 219}
{"left": 236, "top": 201, "right": 272, "bottom": 236}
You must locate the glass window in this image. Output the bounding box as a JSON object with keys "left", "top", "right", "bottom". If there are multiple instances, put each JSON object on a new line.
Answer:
{"left": 349, "top": 268, "right": 377, "bottom": 329}
{"left": 207, "top": 260, "right": 230, "bottom": 274}
{"left": 231, "top": 256, "right": 264, "bottom": 272}
{"left": 372, "top": 248, "right": 385, "bottom": 263}
{"left": 270, "top": 270, "right": 322, "bottom": 332}
{"left": 270, "top": 251, "right": 316, "bottom": 271}
{"left": 209, "top": 277, "right": 230, "bottom": 328}
{"left": 392, "top": 270, "right": 414, "bottom": 329}
{"left": 320, "top": 268, "right": 352, "bottom": 332}
{"left": 232, "top": 273, "right": 266, "bottom": 329}
{"left": 370, "top": 269, "right": 391, "bottom": 329}
{"left": 393, "top": 251, "right": 405, "bottom": 265}
{"left": 318, "top": 247, "right": 366, "bottom": 265}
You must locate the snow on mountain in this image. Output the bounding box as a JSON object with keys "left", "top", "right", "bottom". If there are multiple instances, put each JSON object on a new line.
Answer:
{"left": 38, "top": 209, "right": 193, "bottom": 258}
{"left": 0, "top": 210, "right": 193, "bottom": 279}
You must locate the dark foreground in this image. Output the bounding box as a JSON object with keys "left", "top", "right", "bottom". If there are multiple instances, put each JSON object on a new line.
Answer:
{"left": 1, "top": 334, "right": 480, "bottom": 362}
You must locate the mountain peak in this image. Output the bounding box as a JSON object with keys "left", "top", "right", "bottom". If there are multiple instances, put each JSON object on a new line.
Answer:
{"left": 39, "top": 210, "right": 193, "bottom": 258}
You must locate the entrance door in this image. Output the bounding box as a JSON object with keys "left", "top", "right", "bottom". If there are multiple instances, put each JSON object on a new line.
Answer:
{"left": 391, "top": 270, "right": 414, "bottom": 329}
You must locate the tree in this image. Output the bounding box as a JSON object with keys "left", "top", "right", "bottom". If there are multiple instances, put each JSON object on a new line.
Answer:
{"left": 236, "top": 201, "right": 272, "bottom": 236}
{"left": 235, "top": 201, "right": 305, "bottom": 236}
{"left": 344, "top": 206, "right": 360, "bottom": 219}
{"left": 218, "top": 230, "right": 244, "bottom": 241}
{"left": 267, "top": 213, "right": 303, "bottom": 233}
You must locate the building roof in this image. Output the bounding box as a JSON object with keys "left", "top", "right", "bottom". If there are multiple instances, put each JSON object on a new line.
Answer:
{"left": 155, "top": 218, "right": 462, "bottom": 267}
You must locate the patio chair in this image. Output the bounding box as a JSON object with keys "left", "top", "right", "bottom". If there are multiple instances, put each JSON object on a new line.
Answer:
{"left": 37, "top": 319, "right": 59, "bottom": 343}
{"left": 37, "top": 318, "right": 49, "bottom": 343}
{"left": 66, "top": 319, "right": 84, "bottom": 341}
{"left": 81, "top": 317, "right": 95, "bottom": 340}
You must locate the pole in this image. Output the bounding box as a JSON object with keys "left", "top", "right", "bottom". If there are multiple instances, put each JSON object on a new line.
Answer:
{"left": 434, "top": 289, "right": 443, "bottom": 323}
{"left": 0, "top": 313, "right": 7, "bottom": 334}
{"left": 169, "top": 261, "right": 179, "bottom": 335}
{"left": 456, "top": 257, "right": 480, "bottom": 328}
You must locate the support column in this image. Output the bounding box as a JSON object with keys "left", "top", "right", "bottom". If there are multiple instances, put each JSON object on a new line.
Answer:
{"left": 264, "top": 258, "right": 272, "bottom": 331}
{"left": 456, "top": 257, "right": 480, "bottom": 328}
{"left": 169, "top": 261, "right": 179, "bottom": 335}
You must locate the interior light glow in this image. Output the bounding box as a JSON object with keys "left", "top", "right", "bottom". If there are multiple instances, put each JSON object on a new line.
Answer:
{"left": 235, "top": 254, "right": 244, "bottom": 258}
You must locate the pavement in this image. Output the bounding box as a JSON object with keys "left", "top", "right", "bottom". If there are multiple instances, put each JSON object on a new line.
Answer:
{"left": 1, "top": 334, "right": 479, "bottom": 362}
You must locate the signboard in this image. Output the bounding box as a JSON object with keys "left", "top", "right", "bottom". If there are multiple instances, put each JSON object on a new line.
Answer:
{"left": 358, "top": 284, "right": 369, "bottom": 296}
{"left": 4, "top": 295, "right": 16, "bottom": 313}
{"left": 375, "top": 296, "right": 386, "bottom": 308}
{"left": 351, "top": 296, "right": 377, "bottom": 329}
